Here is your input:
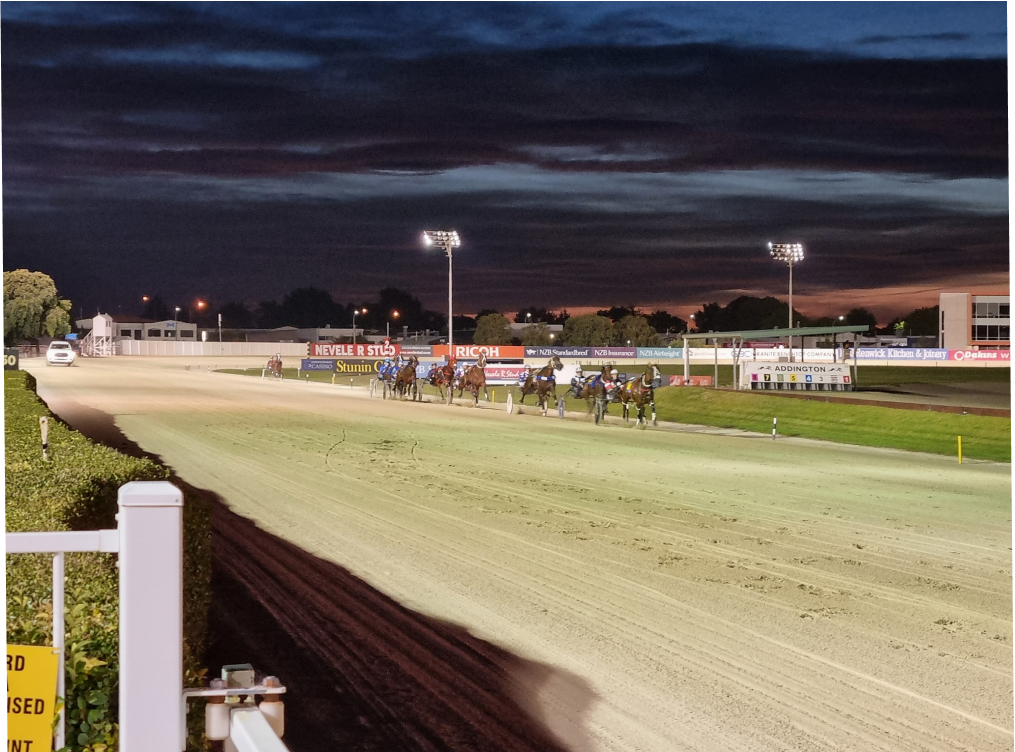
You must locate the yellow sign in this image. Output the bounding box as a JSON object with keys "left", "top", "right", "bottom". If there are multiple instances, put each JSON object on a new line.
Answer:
{"left": 7, "top": 645, "right": 59, "bottom": 752}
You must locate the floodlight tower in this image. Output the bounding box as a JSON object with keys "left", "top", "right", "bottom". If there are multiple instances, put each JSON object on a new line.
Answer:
{"left": 422, "top": 230, "right": 461, "bottom": 347}
{"left": 768, "top": 242, "right": 804, "bottom": 350}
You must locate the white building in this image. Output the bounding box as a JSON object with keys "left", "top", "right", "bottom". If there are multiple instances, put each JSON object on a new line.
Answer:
{"left": 76, "top": 314, "right": 198, "bottom": 341}
{"left": 939, "top": 292, "right": 1009, "bottom": 350}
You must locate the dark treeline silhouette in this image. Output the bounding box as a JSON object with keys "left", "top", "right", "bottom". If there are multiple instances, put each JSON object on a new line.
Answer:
{"left": 689, "top": 296, "right": 937, "bottom": 336}
{"left": 174, "top": 287, "right": 454, "bottom": 334}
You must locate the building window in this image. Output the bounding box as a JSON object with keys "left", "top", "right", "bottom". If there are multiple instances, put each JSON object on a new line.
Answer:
{"left": 988, "top": 303, "right": 1000, "bottom": 318}
{"left": 135, "top": 330, "right": 142, "bottom": 339}
{"left": 121, "top": 329, "right": 133, "bottom": 339}
{"left": 1001, "top": 326, "right": 1010, "bottom": 341}
{"left": 1001, "top": 305, "right": 1010, "bottom": 318}
{"left": 147, "top": 329, "right": 161, "bottom": 337}
{"left": 180, "top": 330, "right": 194, "bottom": 338}
{"left": 974, "top": 302, "right": 987, "bottom": 317}
{"left": 165, "top": 330, "right": 176, "bottom": 338}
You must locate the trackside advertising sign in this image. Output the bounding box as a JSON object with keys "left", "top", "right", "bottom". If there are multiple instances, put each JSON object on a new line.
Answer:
{"left": 399, "top": 344, "right": 434, "bottom": 357}
{"left": 301, "top": 359, "right": 336, "bottom": 371}
{"left": 637, "top": 347, "right": 684, "bottom": 359}
{"left": 856, "top": 348, "right": 949, "bottom": 361}
{"left": 451, "top": 344, "right": 525, "bottom": 359}
{"left": 525, "top": 346, "right": 591, "bottom": 358}
{"left": 949, "top": 349, "right": 1010, "bottom": 362}
{"left": 484, "top": 365, "right": 527, "bottom": 384}
{"left": 668, "top": 375, "right": 712, "bottom": 386}
{"left": 310, "top": 343, "right": 399, "bottom": 358}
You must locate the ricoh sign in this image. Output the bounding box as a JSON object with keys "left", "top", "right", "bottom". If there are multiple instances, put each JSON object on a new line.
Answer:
{"left": 310, "top": 343, "right": 399, "bottom": 358}
{"left": 450, "top": 345, "right": 524, "bottom": 359}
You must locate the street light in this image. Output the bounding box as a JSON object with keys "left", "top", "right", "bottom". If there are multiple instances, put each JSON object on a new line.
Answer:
{"left": 196, "top": 300, "right": 206, "bottom": 310}
{"left": 352, "top": 307, "right": 368, "bottom": 345}
{"left": 174, "top": 306, "right": 181, "bottom": 321}
{"left": 387, "top": 310, "right": 400, "bottom": 339}
{"left": 422, "top": 230, "right": 461, "bottom": 346}
{"left": 768, "top": 242, "right": 804, "bottom": 351}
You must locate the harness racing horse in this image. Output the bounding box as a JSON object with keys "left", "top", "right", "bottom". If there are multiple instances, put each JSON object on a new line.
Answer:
{"left": 518, "top": 355, "right": 563, "bottom": 415}
{"left": 378, "top": 359, "right": 401, "bottom": 399}
{"left": 576, "top": 364, "right": 614, "bottom": 424}
{"left": 427, "top": 361, "right": 456, "bottom": 402}
{"left": 267, "top": 355, "right": 282, "bottom": 379}
{"left": 457, "top": 352, "right": 489, "bottom": 406}
{"left": 615, "top": 365, "right": 661, "bottom": 426}
{"left": 393, "top": 356, "right": 420, "bottom": 401}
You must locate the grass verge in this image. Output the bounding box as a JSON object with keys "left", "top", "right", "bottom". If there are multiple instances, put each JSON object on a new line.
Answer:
{"left": 5, "top": 371, "right": 211, "bottom": 751}
{"left": 653, "top": 387, "right": 1010, "bottom": 462}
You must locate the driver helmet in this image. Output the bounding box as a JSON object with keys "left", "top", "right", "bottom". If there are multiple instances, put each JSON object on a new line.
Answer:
{"left": 611, "top": 369, "right": 618, "bottom": 377}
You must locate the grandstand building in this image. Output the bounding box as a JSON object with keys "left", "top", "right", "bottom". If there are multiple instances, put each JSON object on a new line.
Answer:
{"left": 939, "top": 293, "right": 1010, "bottom": 350}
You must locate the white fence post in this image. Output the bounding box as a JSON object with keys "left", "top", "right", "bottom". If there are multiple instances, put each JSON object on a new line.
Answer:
{"left": 117, "top": 481, "right": 183, "bottom": 752}
{"left": 53, "top": 551, "right": 65, "bottom": 750}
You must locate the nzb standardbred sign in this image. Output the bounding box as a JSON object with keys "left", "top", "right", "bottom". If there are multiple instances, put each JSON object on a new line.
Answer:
{"left": 7, "top": 644, "right": 60, "bottom": 752}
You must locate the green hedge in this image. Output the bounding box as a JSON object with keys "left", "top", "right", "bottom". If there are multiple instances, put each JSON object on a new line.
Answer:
{"left": 5, "top": 371, "right": 211, "bottom": 751}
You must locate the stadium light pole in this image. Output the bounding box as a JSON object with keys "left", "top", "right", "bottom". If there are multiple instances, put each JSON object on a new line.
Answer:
{"left": 352, "top": 307, "right": 367, "bottom": 345}
{"left": 387, "top": 310, "right": 400, "bottom": 339}
{"left": 422, "top": 230, "right": 461, "bottom": 347}
{"left": 768, "top": 242, "right": 804, "bottom": 353}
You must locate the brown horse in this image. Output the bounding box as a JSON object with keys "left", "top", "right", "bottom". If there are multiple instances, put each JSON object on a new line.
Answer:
{"left": 615, "top": 365, "right": 660, "bottom": 426}
{"left": 267, "top": 355, "right": 282, "bottom": 379}
{"left": 394, "top": 356, "right": 420, "bottom": 400}
{"left": 427, "top": 361, "right": 456, "bottom": 401}
{"left": 576, "top": 364, "right": 613, "bottom": 423}
{"left": 519, "top": 355, "right": 563, "bottom": 415}
{"left": 457, "top": 352, "right": 489, "bottom": 406}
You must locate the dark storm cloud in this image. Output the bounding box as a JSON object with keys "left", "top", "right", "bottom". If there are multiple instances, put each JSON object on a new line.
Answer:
{"left": 1, "top": 2, "right": 1007, "bottom": 318}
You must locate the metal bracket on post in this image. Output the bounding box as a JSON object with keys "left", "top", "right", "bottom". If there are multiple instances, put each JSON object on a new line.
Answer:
{"left": 181, "top": 682, "right": 288, "bottom": 751}
{"left": 118, "top": 481, "right": 183, "bottom": 752}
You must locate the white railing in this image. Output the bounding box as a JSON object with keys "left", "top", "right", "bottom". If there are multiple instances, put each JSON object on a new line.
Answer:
{"left": 6, "top": 481, "right": 290, "bottom": 752}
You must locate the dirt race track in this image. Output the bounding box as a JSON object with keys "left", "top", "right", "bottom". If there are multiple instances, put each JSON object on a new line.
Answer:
{"left": 26, "top": 357, "right": 1013, "bottom": 752}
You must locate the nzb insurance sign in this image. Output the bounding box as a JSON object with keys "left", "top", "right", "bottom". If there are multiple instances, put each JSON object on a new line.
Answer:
{"left": 7, "top": 644, "right": 59, "bottom": 752}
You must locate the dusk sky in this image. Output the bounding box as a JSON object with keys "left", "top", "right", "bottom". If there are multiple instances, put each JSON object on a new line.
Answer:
{"left": 1, "top": 2, "right": 1008, "bottom": 323}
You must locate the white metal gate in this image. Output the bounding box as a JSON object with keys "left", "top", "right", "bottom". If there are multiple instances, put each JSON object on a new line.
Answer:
{"left": 6, "top": 482, "right": 290, "bottom": 752}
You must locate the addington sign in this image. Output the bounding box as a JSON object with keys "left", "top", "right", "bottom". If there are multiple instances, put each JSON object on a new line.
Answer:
{"left": 742, "top": 362, "right": 853, "bottom": 390}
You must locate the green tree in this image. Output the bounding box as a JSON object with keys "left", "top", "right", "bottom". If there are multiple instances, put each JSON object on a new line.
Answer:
{"left": 844, "top": 307, "right": 878, "bottom": 334}
{"left": 520, "top": 322, "right": 553, "bottom": 345}
{"left": 562, "top": 314, "right": 614, "bottom": 346}
{"left": 614, "top": 315, "right": 661, "bottom": 346}
{"left": 898, "top": 306, "right": 938, "bottom": 336}
{"left": 646, "top": 309, "right": 687, "bottom": 334}
{"left": 595, "top": 305, "right": 639, "bottom": 323}
{"left": 3, "top": 269, "right": 72, "bottom": 345}
{"left": 473, "top": 313, "right": 513, "bottom": 345}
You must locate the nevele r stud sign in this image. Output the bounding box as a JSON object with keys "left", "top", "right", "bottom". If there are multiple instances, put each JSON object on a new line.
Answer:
{"left": 7, "top": 644, "right": 59, "bottom": 752}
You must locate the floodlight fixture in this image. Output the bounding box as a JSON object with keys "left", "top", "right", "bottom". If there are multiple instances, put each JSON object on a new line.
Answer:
{"left": 421, "top": 229, "right": 462, "bottom": 346}
{"left": 767, "top": 242, "right": 804, "bottom": 350}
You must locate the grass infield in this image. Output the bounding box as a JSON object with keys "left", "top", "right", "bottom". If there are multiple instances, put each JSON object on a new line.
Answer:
{"left": 652, "top": 388, "right": 1009, "bottom": 463}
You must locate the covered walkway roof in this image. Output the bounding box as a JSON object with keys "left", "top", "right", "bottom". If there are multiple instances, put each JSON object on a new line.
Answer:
{"left": 681, "top": 324, "right": 869, "bottom": 340}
